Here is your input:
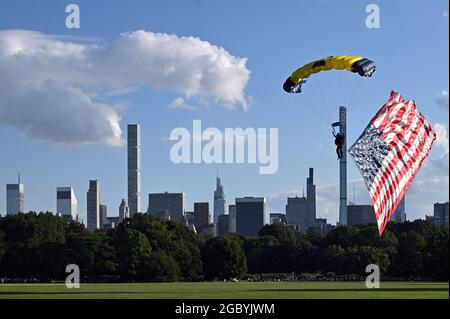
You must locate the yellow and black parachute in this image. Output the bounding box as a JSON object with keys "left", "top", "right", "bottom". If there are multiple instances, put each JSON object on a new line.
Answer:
{"left": 283, "top": 56, "right": 376, "bottom": 93}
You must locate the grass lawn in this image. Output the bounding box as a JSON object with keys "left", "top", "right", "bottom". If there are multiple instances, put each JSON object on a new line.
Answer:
{"left": 0, "top": 281, "right": 448, "bottom": 299}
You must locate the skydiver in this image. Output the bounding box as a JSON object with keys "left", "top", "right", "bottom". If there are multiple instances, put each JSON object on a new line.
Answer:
{"left": 333, "top": 131, "right": 345, "bottom": 160}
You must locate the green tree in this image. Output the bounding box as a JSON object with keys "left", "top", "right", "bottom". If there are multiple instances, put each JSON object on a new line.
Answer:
{"left": 246, "top": 236, "right": 279, "bottom": 273}
{"left": 139, "top": 252, "right": 181, "bottom": 282}
{"left": 0, "top": 230, "right": 5, "bottom": 262}
{"left": 113, "top": 228, "right": 151, "bottom": 280}
{"left": 390, "top": 231, "right": 426, "bottom": 278}
{"left": 202, "top": 236, "right": 247, "bottom": 280}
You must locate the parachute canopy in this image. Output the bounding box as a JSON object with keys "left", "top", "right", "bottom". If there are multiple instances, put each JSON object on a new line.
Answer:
{"left": 349, "top": 91, "right": 436, "bottom": 236}
{"left": 283, "top": 56, "right": 376, "bottom": 93}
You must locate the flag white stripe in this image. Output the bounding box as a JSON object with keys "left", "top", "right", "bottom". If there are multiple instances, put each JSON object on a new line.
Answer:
{"left": 375, "top": 133, "right": 435, "bottom": 225}
{"left": 370, "top": 113, "right": 424, "bottom": 200}
{"left": 373, "top": 122, "right": 427, "bottom": 212}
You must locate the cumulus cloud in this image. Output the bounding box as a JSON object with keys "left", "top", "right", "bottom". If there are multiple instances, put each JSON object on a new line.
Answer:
{"left": 436, "top": 90, "right": 449, "bottom": 109}
{"left": 0, "top": 80, "right": 122, "bottom": 145}
{"left": 0, "top": 29, "right": 250, "bottom": 145}
{"left": 168, "top": 97, "right": 196, "bottom": 110}
{"left": 434, "top": 123, "right": 449, "bottom": 155}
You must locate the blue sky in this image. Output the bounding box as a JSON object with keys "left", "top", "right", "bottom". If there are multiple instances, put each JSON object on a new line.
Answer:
{"left": 0, "top": 0, "right": 448, "bottom": 223}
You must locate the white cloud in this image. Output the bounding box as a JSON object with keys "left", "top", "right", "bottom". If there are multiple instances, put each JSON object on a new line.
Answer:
{"left": 0, "top": 80, "right": 123, "bottom": 146}
{"left": 0, "top": 29, "right": 250, "bottom": 145}
{"left": 434, "top": 123, "right": 449, "bottom": 155}
{"left": 436, "top": 90, "right": 449, "bottom": 109}
{"left": 168, "top": 97, "right": 196, "bottom": 110}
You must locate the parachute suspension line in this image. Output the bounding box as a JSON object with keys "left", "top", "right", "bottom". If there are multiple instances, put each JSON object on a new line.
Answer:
{"left": 348, "top": 76, "right": 364, "bottom": 108}
{"left": 297, "top": 99, "right": 331, "bottom": 127}
{"left": 315, "top": 80, "right": 333, "bottom": 123}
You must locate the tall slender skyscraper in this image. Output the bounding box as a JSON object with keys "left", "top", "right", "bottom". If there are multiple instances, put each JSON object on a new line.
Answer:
{"left": 6, "top": 173, "right": 24, "bottom": 215}
{"left": 128, "top": 124, "right": 141, "bottom": 217}
{"left": 87, "top": 180, "right": 100, "bottom": 230}
{"left": 213, "top": 173, "right": 226, "bottom": 224}
{"left": 306, "top": 167, "right": 316, "bottom": 228}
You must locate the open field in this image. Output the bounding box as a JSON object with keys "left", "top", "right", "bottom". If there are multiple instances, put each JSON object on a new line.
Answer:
{"left": 0, "top": 281, "right": 448, "bottom": 299}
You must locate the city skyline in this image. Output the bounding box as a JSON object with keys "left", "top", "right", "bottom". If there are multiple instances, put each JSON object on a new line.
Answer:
{"left": 2, "top": 158, "right": 448, "bottom": 225}
{"left": 0, "top": 1, "right": 448, "bottom": 224}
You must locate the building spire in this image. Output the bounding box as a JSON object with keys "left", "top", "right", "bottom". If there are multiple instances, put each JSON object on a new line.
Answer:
{"left": 18, "top": 172, "right": 21, "bottom": 184}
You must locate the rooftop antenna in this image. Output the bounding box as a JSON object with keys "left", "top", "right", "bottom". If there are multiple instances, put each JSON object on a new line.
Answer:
{"left": 18, "top": 172, "right": 21, "bottom": 184}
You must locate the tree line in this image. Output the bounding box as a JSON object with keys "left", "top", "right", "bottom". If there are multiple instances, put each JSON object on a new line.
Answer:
{"left": 0, "top": 212, "right": 448, "bottom": 282}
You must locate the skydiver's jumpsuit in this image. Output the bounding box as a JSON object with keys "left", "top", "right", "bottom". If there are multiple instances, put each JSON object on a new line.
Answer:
{"left": 333, "top": 132, "right": 345, "bottom": 160}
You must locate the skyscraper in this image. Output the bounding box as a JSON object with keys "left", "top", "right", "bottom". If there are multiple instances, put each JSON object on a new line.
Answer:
{"left": 285, "top": 196, "right": 308, "bottom": 230}
{"left": 56, "top": 187, "right": 77, "bottom": 221}
{"left": 218, "top": 214, "right": 230, "bottom": 236}
{"left": 128, "top": 124, "right": 141, "bottom": 217}
{"left": 87, "top": 180, "right": 100, "bottom": 231}
{"left": 285, "top": 168, "right": 317, "bottom": 231}
{"left": 235, "top": 197, "right": 268, "bottom": 236}
{"left": 100, "top": 204, "right": 108, "bottom": 228}
{"left": 194, "top": 202, "right": 210, "bottom": 233}
{"left": 213, "top": 173, "right": 226, "bottom": 224}
{"left": 347, "top": 204, "right": 377, "bottom": 225}
{"left": 6, "top": 174, "right": 24, "bottom": 215}
{"left": 306, "top": 167, "right": 316, "bottom": 228}
{"left": 148, "top": 192, "right": 185, "bottom": 221}
{"left": 390, "top": 196, "right": 406, "bottom": 223}
{"left": 119, "top": 199, "right": 130, "bottom": 221}
{"left": 228, "top": 204, "right": 236, "bottom": 233}
{"left": 434, "top": 202, "right": 449, "bottom": 226}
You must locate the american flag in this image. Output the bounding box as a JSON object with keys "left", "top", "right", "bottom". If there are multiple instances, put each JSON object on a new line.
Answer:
{"left": 349, "top": 91, "right": 436, "bottom": 236}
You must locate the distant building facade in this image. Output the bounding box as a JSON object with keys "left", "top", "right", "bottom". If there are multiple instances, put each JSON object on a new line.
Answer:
{"left": 87, "top": 180, "right": 100, "bottom": 230}
{"left": 147, "top": 192, "right": 185, "bottom": 221}
{"left": 285, "top": 168, "right": 317, "bottom": 231}
{"left": 313, "top": 218, "right": 334, "bottom": 234}
{"left": 434, "top": 202, "right": 449, "bottom": 226}
{"left": 425, "top": 215, "right": 434, "bottom": 223}
{"left": 236, "top": 197, "right": 268, "bottom": 236}
{"left": 286, "top": 196, "right": 308, "bottom": 230}
{"left": 106, "top": 216, "right": 121, "bottom": 229}
{"left": 100, "top": 204, "right": 108, "bottom": 228}
{"left": 218, "top": 214, "right": 230, "bottom": 236}
{"left": 194, "top": 202, "right": 210, "bottom": 234}
{"left": 119, "top": 199, "right": 129, "bottom": 221}
{"left": 6, "top": 175, "right": 24, "bottom": 215}
{"left": 228, "top": 204, "right": 236, "bottom": 233}
{"left": 347, "top": 204, "right": 376, "bottom": 225}
{"left": 56, "top": 187, "right": 77, "bottom": 221}
{"left": 390, "top": 197, "right": 406, "bottom": 223}
{"left": 270, "top": 213, "right": 287, "bottom": 225}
